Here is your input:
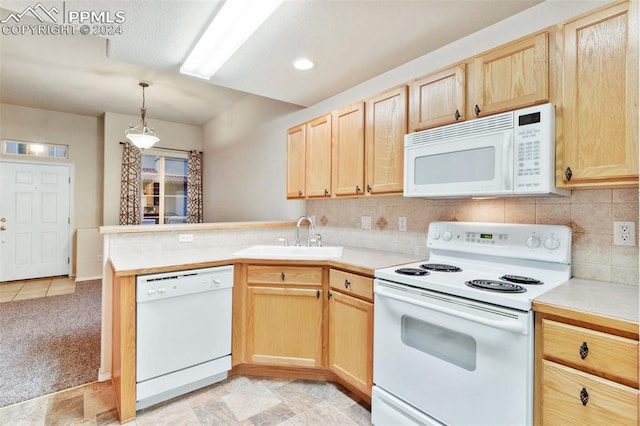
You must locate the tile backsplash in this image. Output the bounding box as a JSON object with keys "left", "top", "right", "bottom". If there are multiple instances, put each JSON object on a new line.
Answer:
{"left": 308, "top": 188, "right": 639, "bottom": 286}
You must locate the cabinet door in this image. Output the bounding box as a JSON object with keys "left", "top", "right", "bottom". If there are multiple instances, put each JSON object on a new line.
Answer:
{"left": 247, "top": 286, "right": 323, "bottom": 367}
{"left": 365, "top": 85, "right": 407, "bottom": 195}
{"left": 328, "top": 291, "right": 373, "bottom": 396}
{"left": 473, "top": 32, "right": 548, "bottom": 117}
{"left": 560, "top": 2, "right": 638, "bottom": 188}
{"left": 332, "top": 102, "right": 365, "bottom": 196}
{"left": 305, "top": 114, "right": 333, "bottom": 197}
{"left": 409, "top": 64, "right": 465, "bottom": 132}
{"left": 286, "top": 124, "right": 306, "bottom": 199}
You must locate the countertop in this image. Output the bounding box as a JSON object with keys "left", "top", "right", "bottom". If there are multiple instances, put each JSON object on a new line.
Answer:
{"left": 108, "top": 245, "right": 423, "bottom": 277}
{"left": 533, "top": 278, "right": 639, "bottom": 335}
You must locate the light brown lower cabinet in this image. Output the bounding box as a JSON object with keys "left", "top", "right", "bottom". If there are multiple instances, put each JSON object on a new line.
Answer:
{"left": 535, "top": 313, "right": 639, "bottom": 425}
{"left": 328, "top": 269, "right": 374, "bottom": 397}
{"left": 245, "top": 265, "right": 324, "bottom": 368}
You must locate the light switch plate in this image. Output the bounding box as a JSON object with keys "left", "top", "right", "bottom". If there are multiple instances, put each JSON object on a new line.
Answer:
{"left": 361, "top": 216, "right": 371, "bottom": 230}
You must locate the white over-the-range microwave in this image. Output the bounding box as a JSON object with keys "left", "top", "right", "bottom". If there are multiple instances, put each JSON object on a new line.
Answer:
{"left": 404, "top": 103, "right": 569, "bottom": 198}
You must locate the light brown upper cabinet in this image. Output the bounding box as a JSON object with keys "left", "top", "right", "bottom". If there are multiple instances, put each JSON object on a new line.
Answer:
{"left": 305, "top": 113, "right": 333, "bottom": 198}
{"left": 332, "top": 102, "right": 365, "bottom": 196}
{"left": 409, "top": 32, "right": 549, "bottom": 132}
{"left": 365, "top": 85, "right": 407, "bottom": 195}
{"left": 409, "top": 65, "right": 465, "bottom": 132}
{"left": 472, "top": 32, "right": 549, "bottom": 118}
{"left": 286, "top": 124, "right": 306, "bottom": 199}
{"left": 558, "top": 1, "right": 638, "bottom": 188}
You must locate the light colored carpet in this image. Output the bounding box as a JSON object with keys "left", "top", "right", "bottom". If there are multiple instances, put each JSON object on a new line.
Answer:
{"left": 0, "top": 280, "right": 101, "bottom": 408}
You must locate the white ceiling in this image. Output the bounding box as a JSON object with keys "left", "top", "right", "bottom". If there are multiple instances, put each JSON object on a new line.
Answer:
{"left": 0, "top": 0, "right": 543, "bottom": 126}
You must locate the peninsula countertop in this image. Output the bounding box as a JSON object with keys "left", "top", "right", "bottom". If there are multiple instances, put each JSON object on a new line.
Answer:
{"left": 108, "top": 245, "right": 423, "bottom": 277}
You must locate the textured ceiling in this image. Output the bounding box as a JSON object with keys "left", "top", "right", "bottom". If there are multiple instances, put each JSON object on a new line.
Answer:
{"left": 0, "top": 0, "right": 544, "bottom": 126}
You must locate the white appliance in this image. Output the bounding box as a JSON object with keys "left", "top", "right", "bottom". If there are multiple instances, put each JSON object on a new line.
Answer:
{"left": 136, "top": 265, "right": 233, "bottom": 410}
{"left": 372, "top": 221, "right": 571, "bottom": 426}
{"left": 404, "top": 103, "right": 569, "bottom": 198}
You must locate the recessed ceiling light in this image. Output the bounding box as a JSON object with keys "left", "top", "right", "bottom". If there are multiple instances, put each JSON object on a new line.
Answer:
{"left": 293, "top": 58, "right": 314, "bottom": 70}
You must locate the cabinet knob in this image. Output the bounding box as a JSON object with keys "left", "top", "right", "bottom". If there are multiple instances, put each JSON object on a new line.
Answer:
{"left": 579, "top": 341, "right": 589, "bottom": 359}
{"left": 327, "top": 291, "right": 332, "bottom": 300}
{"left": 298, "top": 190, "right": 303, "bottom": 197}
{"left": 280, "top": 272, "right": 285, "bottom": 281}
{"left": 316, "top": 290, "right": 320, "bottom": 299}
{"left": 367, "top": 184, "right": 372, "bottom": 193}
{"left": 474, "top": 104, "right": 481, "bottom": 116}
{"left": 344, "top": 279, "right": 351, "bottom": 289}
{"left": 454, "top": 109, "right": 461, "bottom": 121}
{"left": 579, "top": 388, "right": 589, "bottom": 406}
{"left": 355, "top": 185, "right": 361, "bottom": 194}
{"left": 565, "top": 167, "right": 573, "bottom": 181}
{"left": 324, "top": 188, "right": 329, "bottom": 196}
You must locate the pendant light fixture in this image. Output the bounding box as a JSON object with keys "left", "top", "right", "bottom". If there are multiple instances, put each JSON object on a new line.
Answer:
{"left": 125, "top": 82, "right": 159, "bottom": 149}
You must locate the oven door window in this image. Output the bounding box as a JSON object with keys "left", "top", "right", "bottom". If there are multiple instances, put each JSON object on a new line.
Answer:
{"left": 401, "top": 315, "right": 476, "bottom": 371}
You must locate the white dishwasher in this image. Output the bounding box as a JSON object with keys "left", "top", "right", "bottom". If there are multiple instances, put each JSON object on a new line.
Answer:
{"left": 136, "top": 265, "right": 233, "bottom": 410}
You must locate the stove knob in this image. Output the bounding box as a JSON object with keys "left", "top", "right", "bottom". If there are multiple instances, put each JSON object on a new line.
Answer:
{"left": 526, "top": 235, "right": 541, "bottom": 249}
{"left": 442, "top": 231, "right": 452, "bottom": 241}
{"left": 544, "top": 236, "right": 560, "bottom": 250}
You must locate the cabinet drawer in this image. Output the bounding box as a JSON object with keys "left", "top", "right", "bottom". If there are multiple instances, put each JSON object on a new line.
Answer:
{"left": 542, "top": 319, "right": 639, "bottom": 387}
{"left": 541, "top": 360, "right": 639, "bottom": 425}
{"left": 247, "top": 265, "right": 322, "bottom": 286}
{"left": 330, "top": 269, "right": 373, "bottom": 301}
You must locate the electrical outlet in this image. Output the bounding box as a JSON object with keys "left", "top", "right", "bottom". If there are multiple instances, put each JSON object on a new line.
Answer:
{"left": 178, "top": 233, "right": 194, "bottom": 243}
{"left": 361, "top": 216, "right": 371, "bottom": 230}
{"left": 399, "top": 217, "right": 407, "bottom": 232}
{"left": 614, "top": 221, "right": 635, "bottom": 246}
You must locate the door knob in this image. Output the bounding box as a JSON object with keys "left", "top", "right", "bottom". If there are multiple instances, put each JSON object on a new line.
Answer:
{"left": 0, "top": 218, "right": 6, "bottom": 222}
{"left": 0, "top": 226, "right": 6, "bottom": 231}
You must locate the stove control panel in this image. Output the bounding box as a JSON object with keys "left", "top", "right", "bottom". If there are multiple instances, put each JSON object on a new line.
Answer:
{"left": 427, "top": 221, "right": 571, "bottom": 264}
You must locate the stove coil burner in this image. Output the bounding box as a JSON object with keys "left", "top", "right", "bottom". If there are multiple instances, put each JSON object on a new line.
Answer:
{"left": 420, "top": 263, "right": 462, "bottom": 273}
{"left": 465, "top": 279, "right": 526, "bottom": 293}
{"left": 395, "top": 268, "right": 430, "bottom": 276}
{"left": 500, "top": 274, "right": 543, "bottom": 285}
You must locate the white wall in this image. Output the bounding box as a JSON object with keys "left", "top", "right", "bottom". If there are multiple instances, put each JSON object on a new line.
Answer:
{"left": 202, "top": 95, "right": 304, "bottom": 222}
{"left": 201, "top": 0, "right": 610, "bottom": 220}
{"left": 103, "top": 112, "right": 203, "bottom": 225}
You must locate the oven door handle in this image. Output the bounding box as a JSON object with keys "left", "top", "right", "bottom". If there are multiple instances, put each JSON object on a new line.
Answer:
{"left": 376, "top": 287, "right": 526, "bottom": 334}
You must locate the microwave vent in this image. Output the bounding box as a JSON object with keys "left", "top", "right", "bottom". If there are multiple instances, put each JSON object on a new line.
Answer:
{"left": 406, "top": 110, "right": 514, "bottom": 146}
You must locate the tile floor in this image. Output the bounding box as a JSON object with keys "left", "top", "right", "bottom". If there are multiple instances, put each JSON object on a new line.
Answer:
{"left": 0, "top": 276, "right": 76, "bottom": 303}
{"left": 0, "top": 375, "right": 372, "bottom": 425}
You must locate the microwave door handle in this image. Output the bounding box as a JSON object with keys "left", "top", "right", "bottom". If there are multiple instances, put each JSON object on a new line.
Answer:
{"left": 376, "top": 286, "right": 526, "bottom": 334}
{"left": 504, "top": 133, "right": 514, "bottom": 190}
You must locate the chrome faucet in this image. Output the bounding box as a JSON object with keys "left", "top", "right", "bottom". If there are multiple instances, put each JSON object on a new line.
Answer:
{"left": 295, "top": 215, "right": 315, "bottom": 246}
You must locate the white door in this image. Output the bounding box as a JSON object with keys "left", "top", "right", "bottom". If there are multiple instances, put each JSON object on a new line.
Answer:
{"left": 0, "top": 160, "right": 72, "bottom": 282}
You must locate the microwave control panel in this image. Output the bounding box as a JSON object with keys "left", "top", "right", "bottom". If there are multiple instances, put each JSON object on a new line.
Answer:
{"left": 513, "top": 103, "right": 554, "bottom": 192}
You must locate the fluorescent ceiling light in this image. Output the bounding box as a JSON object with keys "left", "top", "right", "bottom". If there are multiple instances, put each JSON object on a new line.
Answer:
{"left": 180, "top": 0, "right": 284, "bottom": 79}
{"left": 293, "top": 58, "right": 314, "bottom": 70}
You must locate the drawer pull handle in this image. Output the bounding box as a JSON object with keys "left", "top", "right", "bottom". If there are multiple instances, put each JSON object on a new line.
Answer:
{"left": 579, "top": 388, "right": 589, "bottom": 406}
{"left": 344, "top": 279, "right": 351, "bottom": 289}
{"left": 280, "top": 272, "right": 285, "bottom": 281}
{"left": 579, "top": 341, "right": 589, "bottom": 359}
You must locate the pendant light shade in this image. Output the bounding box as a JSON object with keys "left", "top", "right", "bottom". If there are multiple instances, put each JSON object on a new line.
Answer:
{"left": 126, "top": 82, "right": 159, "bottom": 149}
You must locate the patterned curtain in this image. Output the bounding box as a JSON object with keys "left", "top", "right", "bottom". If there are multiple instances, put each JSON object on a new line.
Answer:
{"left": 119, "top": 142, "right": 142, "bottom": 225}
{"left": 186, "top": 150, "right": 203, "bottom": 223}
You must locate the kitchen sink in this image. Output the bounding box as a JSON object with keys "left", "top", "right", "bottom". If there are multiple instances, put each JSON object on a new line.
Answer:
{"left": 234, "top": 245, "right": 344, "bottom": 259}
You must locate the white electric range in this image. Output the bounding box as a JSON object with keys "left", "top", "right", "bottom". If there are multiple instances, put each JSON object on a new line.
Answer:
{"left": 372, "top": 221, "right": 572, "bottom": 426}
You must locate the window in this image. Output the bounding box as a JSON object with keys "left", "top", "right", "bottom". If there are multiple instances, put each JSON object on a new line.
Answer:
{"left": 2, "top": 139, "right": 68, "bottom": 159}
{"left": 141, "top": 153, "right": 188, "bottom": 224}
